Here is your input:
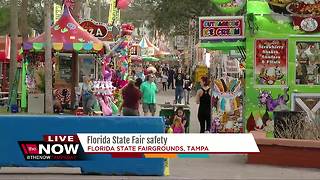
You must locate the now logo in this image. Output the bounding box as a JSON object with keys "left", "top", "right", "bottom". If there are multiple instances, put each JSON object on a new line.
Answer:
{"left": 39, "top": 144, "right": 80, "bottom": 155}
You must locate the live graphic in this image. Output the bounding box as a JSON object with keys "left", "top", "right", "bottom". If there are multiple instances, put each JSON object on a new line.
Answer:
{"left": 18, "top": 135, "right": 85, "bottom": 161}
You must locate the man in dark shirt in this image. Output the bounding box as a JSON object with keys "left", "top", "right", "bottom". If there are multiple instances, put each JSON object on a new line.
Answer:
{"left": 168, "top": 68, "right": 175, "bottom": 89}
{"left": 175, "top": 68, "right": 184, "bottom": 104}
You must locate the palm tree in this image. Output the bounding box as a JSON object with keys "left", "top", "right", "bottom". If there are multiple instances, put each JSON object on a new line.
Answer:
{"left": 44, "top": 0, "right": 53, "bottom": 113}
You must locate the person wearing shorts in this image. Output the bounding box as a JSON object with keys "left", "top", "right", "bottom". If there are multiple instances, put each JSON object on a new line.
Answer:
{"left": 140, "top": 74, "right": 158, "bottom": 116}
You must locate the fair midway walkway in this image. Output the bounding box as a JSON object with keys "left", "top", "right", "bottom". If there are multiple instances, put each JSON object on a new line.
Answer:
{"left": 1, "top": 89, "right": 320, "bottom": 179}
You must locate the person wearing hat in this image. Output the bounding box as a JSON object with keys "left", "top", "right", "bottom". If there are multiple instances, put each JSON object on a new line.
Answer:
{"left": 120, "top": 79, "right": 142, "bottom": 116}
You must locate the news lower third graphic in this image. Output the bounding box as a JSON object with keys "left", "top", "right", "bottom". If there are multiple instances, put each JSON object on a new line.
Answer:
{"left": 18, "top": 134, "right": 259, "bottom": 160}
{"left": 77, "top": 134, "right": 260, "bottom": 156}
{"left": 18, "top": 135, "right": 85, "bottom": 161}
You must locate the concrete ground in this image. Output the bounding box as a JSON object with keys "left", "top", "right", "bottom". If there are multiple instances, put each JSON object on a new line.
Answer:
{"left": 1, "top": 88, "right": 320, "bottom": 179}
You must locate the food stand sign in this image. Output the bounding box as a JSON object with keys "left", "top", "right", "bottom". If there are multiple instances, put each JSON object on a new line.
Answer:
{"left": 224, "top": 59, "right": 240, "bottom": 74}
{"left": 79, "top": 19, "right": 119, "bottom": 41}
{"left": 80, "top": 19, "right": 108, "bottom": 38}
{"left": 199, "top": 16, "right": 245, "bottom": 40}
{"left": 255, "top": 39, "right": 288, "bottom": 87}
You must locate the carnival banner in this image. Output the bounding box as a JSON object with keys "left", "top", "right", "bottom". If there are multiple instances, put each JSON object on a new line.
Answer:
{"left": 53, "top": 3, "right": 62, "bottom": 23}
{"left": 255, "top": 39, "right": 288, "bottom": 86}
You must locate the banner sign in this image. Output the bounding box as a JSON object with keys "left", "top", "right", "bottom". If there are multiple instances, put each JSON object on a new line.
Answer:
{"left": 199, "top": 16, "right": 245, "bottom": 40}
{"left": 255, "top": 39, "right": 288, "bottom": 86}
{"left": 53, "top": 3, "right": 62, "bottom": 23}
{"left": 175, "top": 35, "right": 186, "bottom": 50}
{"left": 108, "top": 0, "right": 120, "bottom": 25}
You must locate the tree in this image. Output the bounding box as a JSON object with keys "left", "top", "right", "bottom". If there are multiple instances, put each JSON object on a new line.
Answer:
{"left": 8, "top": 0, "right": 18, "bottom": 107}
{"left": 120, "top": 0, "right": 156, "bottom": 31}
{"left": 0, "top": 7, "right": 10, "bottom": 35}
{"left": 151, "top": 0, "right": 216, "bottom": 36}
{"left": 44, "top": 0, "right": 53, "bottom": 113}
{"left": 19, "top": 0, "right": 29, "bottom": 41}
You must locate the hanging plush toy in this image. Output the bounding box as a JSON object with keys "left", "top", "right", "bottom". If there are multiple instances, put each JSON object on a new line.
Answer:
{"left": 99, "top": 97, "right": 112, "bottom": 116}
{"left": 102, "top": 61, "right": 113, "bottom": 81}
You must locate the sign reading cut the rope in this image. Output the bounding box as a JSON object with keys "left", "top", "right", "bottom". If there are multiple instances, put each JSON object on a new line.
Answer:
{"left": 199, "top": 16, "right": 245, "bottom": 40}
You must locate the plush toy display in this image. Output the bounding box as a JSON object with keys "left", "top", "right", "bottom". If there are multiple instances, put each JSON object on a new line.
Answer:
{"left": 211, "top": 76, "right": 243, "bottom": 133}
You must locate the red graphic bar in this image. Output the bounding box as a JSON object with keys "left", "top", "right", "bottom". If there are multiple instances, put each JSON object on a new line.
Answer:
{"left": 43, "top": 135, "right": 79, "bottom": 143}
{"left": 111, "top": 153, "right": 144, "bottom": 158}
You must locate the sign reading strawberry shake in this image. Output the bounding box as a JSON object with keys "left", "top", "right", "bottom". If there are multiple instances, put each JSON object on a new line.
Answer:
{"left": 255, "top": 39, "right": 288, "bottom": 86}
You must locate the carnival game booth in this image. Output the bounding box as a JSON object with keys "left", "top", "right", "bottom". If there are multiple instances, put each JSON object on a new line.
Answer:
{"left": 198, "top": 15, "right": 246, "bottom": 133}
{"left": 245, "top": 0, "right": 320, "bottom": 137}
{"left": 21, "top": 5, "right": 105, "bottom": 113}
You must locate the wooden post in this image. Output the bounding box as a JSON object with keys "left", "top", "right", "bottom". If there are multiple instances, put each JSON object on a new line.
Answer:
{"left": 71, "top": 52, "right": 79, "bottom": 109}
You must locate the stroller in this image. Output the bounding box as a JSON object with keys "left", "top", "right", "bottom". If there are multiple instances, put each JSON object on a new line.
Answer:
{"left": 159, "top": 103, "right": 190, "bottom": 133}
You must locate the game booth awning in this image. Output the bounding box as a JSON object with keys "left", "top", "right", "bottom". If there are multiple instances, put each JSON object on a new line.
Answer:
{"left": 139, "top": 36, "right": 170, "bottom": 60}
{"left": 23, "top": 5, "right": 105, "bottom": 53}
{"left": 19, "top": 5, "right": 106, "bottom": 112}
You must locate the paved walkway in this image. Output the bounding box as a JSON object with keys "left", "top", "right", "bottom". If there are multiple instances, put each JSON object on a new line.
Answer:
{"left": 1, "top": 89, "right": 320, "bottom": 179}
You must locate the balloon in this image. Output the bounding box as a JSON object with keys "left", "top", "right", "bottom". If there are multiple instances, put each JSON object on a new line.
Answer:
{"left": 102, "top": 62, "right": 113, "bottom": 81}
{"left": 121, "top": 42, "right": 129, "bottom": 47}
{"left": 120, "top": 56, "right": 127, "bottom": 61}
{"left": 117, "top": 0, "right": 133, "bottom": 9}
{"left": 120, "top": 50, "right": 127, "bottom": 56}
{"left": 103, "top": 56, "right": 111, "bottom": 64}
{"left": 99, "top": 98, "right": 112, "bottom": 116}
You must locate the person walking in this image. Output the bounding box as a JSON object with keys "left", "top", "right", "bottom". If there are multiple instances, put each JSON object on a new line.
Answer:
{"left": 81, "top": 76, "right": 96, "bottom": 115}
{"left": 140, "top": 74, "right": 158, "bottom": 116}
{"left": 120, "top": 79, "right": 142, "bottom": 116}
{"left": 196, "top": 76, "right": 211, "bottom": 133}
{"left": 183, "top": 74, "right": 192, "bottom": 105}
{"left": 167, "top": 68, "right": 175, "bottom": 89}
{"left": 161, "top": 72, "right": 168, "bottom": 91}
{"left": 174, "top": 68, "right": 184, "bottom": 104}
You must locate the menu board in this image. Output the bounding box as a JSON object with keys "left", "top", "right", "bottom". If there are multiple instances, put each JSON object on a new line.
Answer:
{"left": 255, "top": 39, "right": 288, "bottom": 86}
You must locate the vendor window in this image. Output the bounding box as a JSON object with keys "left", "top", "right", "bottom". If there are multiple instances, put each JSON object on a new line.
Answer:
{"left": 296, "top": 41, "right": 320, "bottom": 85}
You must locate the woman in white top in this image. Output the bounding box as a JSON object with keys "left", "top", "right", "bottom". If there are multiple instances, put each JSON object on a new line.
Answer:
{"left": 161, "top": 72, "right": 168, "bottom": 91}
